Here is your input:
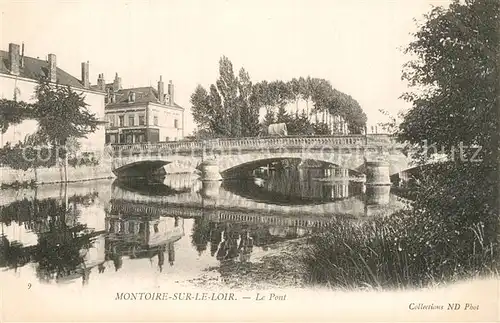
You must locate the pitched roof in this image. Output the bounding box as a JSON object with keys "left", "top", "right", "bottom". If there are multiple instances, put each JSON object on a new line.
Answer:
{"left": 106, "top": 86, "right": 182, "bottom": 109}
{"left": 0, "top": 50, "right": 87, "bottom": 89}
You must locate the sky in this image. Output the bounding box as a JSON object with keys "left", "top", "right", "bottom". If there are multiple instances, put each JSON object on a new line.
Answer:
{"left": 0, "top": 0, "right": 451, "bottom": 135}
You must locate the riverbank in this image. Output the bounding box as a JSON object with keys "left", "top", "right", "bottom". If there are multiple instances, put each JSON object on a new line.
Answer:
{"left": 0, "top": 164, "right": 115, "bottom": 188}
{"left": 185, "top": 237, "right": 309, "bottom": 290}
{"left": 0, "top": 178, "right": 114, "bottom": 207}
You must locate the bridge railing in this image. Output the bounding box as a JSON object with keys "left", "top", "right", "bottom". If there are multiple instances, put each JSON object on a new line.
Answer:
{"left": 111, "top": 134, "right": 399, "bottom": 155}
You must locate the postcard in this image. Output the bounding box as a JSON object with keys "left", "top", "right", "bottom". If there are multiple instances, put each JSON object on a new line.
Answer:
{"left": 0, "top": 0, "right": 498, "bottom": 322}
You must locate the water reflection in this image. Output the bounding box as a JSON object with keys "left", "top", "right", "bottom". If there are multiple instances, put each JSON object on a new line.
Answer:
{"left": 0, "top": 166, "right": 404, "bottom": 288}
{"left": 224, "top": 167, "right": 364, "bottom": 205}
{"left": 0, "top": 192, "right": 102, "bottom": 285}
{"left": 104, "top": 210, "right": 183, "bottom": 272}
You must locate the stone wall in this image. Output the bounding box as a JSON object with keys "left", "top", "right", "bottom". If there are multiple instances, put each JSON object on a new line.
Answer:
{"left": 0, "top": 163, "right": 115, "bottom": 186}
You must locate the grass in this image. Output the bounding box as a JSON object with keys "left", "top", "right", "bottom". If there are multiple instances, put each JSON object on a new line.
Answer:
{"left": 302, "top": 209, "right": 500, "bottom": 290}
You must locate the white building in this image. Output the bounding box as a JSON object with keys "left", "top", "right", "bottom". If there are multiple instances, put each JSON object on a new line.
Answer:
{"left": 101, "top": 74, "right": 184, "bottom": 144}
{"left": 0, "top": 43, "right": 106, "bottom": 151}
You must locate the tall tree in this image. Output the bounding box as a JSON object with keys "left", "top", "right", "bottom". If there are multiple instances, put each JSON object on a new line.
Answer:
{"left": 216, "top": 56, "right": 241, "bottom": 137}
{"left": 31, "top": 80, "right": 99, "bottom": 185}
{"left": 262, "top": 108, "right": 275, "bottom": 128}
{"left": 289, "top": 78, "right": 301, "bottom": 116}
{"left": 399, "top": 0, "right": 499, "bottom": 242}
{"left": 191, "top": 84, "right": 228, "bottom": 137}
{"left": 238, "top": 68, "right": 260, "bottom": 137}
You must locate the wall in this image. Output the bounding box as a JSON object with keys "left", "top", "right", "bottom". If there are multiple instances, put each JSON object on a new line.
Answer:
{"left": 0, "top": 161, "right": 115, "bottom": 186}
{"left": 148, "top": 103, "right": 183, "bottom": 141}
{"left": 0, "top": 74, "right": 106, "bottom": 151}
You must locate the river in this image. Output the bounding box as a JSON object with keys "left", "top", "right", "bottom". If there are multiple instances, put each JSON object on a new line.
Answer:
{"left": 0, "top": 165, "right": 405, "bottom": 289}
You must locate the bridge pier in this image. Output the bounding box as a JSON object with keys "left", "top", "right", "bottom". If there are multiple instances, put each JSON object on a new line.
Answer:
{"left": 201, "top": 180, "right": 222, "bottom": 200}
{"left": 199, "top": 159, "right": 222, "bottom": 181}
{"left": 364, "top": 161, "right": 391, "bottom": 205}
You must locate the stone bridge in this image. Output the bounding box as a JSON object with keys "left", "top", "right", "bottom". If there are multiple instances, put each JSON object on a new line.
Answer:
{"left": 110, "top": 135, "right": 411, "bottom": 187}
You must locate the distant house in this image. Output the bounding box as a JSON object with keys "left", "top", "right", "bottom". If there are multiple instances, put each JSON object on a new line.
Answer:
{"left": 99, "top": 74, "right": 184, "bottom": 144}
{"left": 0, "top": 43, "right": 106, "bottom": 151}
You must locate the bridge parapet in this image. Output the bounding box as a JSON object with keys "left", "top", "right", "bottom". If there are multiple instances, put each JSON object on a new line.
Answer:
{"left": 112, "top": 134, "right": 401, "bottom": 156}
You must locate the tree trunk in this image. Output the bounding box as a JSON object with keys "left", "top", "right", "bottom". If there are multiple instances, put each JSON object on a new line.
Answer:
{"left": 64, "top": 152, "right": 68, "bottom": 184}
{"left": 64, "top": 181, "right": 68, "bottom": 212}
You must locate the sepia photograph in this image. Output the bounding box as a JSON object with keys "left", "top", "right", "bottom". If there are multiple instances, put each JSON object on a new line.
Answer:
{"left": 0, "top": 0, "right": 498, "bottom": 322}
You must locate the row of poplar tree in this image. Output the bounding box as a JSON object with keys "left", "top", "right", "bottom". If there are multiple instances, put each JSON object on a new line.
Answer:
{"left": 190, "top": 56, "right": 367, "bottom": 138}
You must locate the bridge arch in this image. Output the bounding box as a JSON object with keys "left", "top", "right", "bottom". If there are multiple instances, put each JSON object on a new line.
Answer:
{"left": 113, "top": 158, "right": 201, "bottom": 178}
{"left": 216, "top": 153, "right": 367, "bottom": 179}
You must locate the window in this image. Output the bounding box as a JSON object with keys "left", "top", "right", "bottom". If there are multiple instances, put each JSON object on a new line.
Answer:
{"left": 128, "top": 115, "right": 135, "bottom": 126}
{"left": 154, "top": 115, "right": 158, "bottom": 126}
{"left": 139, "top": 115, "right": 145, "bottom": 126}
{"left": 174, "top": 119, "right": 179, "bottom": 128}
{"left": 119, "top": 115, "right": 124, "bottom": 127}
{"left": 126, "top": 135, "right": 133, "bottom": 143}
{"left": 109, "top": 115, "right": 115, "bottom": 127}
{"left": 138, "top": 134, "right": 145, "bottom": 142}
{"left": 110, "top": 134, "right": 116, "bottom": 144}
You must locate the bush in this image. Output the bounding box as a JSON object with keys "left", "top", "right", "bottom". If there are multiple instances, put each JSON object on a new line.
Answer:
{"left": 303, "top": 161, "right": 499, "bottom": 289}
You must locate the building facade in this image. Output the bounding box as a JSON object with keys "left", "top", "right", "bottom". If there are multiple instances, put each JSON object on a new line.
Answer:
{"left": 0, "top": 43, "right": 106, "bottom": 151}
{"left": 102, "top": 74, "right": 184, "bottom": 144}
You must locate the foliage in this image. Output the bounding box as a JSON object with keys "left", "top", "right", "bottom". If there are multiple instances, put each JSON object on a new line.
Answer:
{"left": 0, "top": 141, "right": 57, "bottom": 170}
{"left": 276, "top": 105, "right": 293, "bottom": 124}
{"left": 261, "top": 108, "right": 276, "bottom": 130}
{"left": 287, "top": 111, "right": 314, "bottom": 135}
{"left": 398, "top": 0, "right": 499, "bottom": 220}
{"left": 399, "top": 0, "right": 498, "bottom": 160}
{"left": 377, "top": 109, "right": 402, "bottom": 135}
{"left": 31, "top": 80, "right": 100, "bottom": 154}
{"left": 191, "top": 56, "right": 367, "bottom": 137}
{"left": 0, "top": 99, "right": 32, "bottom": 134}
{"left": 238, "top": 68, "right": 260, "bottom": 137}
{"left": 312, "top": 122, "right": 331, "bottom": 135}
{"left": 191, "top": 58, "right": 260, "bottom": 138}
{"left": 0, "top": 79, "right": 101, "bottom": 178}
{"left": 216, "top": 56, "right": 241, "bottom": 137}
{"left": 303, "top": 0, "right": 500, "bottom": 289}
{"left": 303, "top": 207, "right": 499, "bottom": 289}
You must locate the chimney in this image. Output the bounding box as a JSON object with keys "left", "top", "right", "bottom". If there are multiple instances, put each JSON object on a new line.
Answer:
{"left": 97, "top": 73, "right": 106, "bottom": 91}
{"left": 48, "top": 53, "right": 57, "bottom": 82}
{"left": 167, "top": 80, "right": 174, "bottom": 105}
{"left": 81, "top": 61, "right": 90, "bottom": 88}
{"left": 8, "top": 43, "right": 20, "bottom": 75}
{"left": 158, "top": 76, "right": 165, "bottom": 104}
{"left": 113, "top": 73, "right": 122, "bottom": 91}
{"left": 20, "top": 43, "right": 25, "bottom": 68}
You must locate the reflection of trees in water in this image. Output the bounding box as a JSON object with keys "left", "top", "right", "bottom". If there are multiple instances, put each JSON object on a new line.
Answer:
{"left": 191, "top": 217, "right": 210, "bottom": 255}
{"left": 190, "top": 216, "right": 301, "bottom": 262}
{"left": 0, "top": 192, "right": 99, "bottom": 226}
{"left": 35, "top": 223, "right": 96, "bottom": 284}
{"left": 0, "top": 193, "right": 100, "bottom": 284}
{"left": 0, "top": 235, "right": 34, "bottom": 270}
